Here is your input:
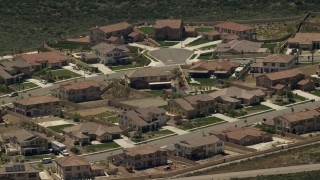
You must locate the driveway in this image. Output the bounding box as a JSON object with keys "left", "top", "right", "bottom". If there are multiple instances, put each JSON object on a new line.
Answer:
{"left": 149, "top": 48, "right": 193, "bottom": 65}
{"left": 91, "top": 64, "right": 115, "bottom": 74}
{"left": 63, "top": 63, "right": 98, "bottom": 78}
{"left": 292, "top": 89, "right": 320, "bottom": 100}
{"left": 27, "top": 78, "right": 53, "bottom": 88}
{"left": 162, "top": 126, "right": 188, "bottom": 135}
{"left": 113, "top": 135, "right": 136, "bottom": 148}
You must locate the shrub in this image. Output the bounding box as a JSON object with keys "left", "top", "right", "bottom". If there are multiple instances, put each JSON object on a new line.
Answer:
{"left": 72, "top": 113, "right": 80, "bottom": 122}
{"left": 275, "top": 98, "right": 283, "bottom": 102}
{"left": 70, "top": 146, "right": 80, "bottom": 154}
{"left": 74, "top": 141, "right": 80, "bottom": 145}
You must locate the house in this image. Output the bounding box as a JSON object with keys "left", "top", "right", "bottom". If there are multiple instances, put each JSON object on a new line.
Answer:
{"left": 188, "top": 60, "right": 240, "bottom": 78}
{"left": 119, "top": 107, "right": 168, "bottom": 132}
{"left": 89, "top": 22, "right": 133, "bottom": 44}
{"left": 209, "top": 126, "right": 272, "bottom": 146}
{"left": 13, "top": 96, "right": 61, "bottom": 117}
{"left": 155, "top": 19, "right": 184, "bottom": 40}
{"left": 215, "top": 40, "right": 266, "bottom": 55}
{"left": 213, "top": 21, "right": 256, "bottom": 40}
{"left": 1, "top": 129, "right": 48, "bottom": 156}
{"left": 208, "top": 86, "right": 265, "bottom": 110}
{"left": 221, "top": 34, "right": 240, "bottom": 43}
{"left": 0, "top": 59, "right": 32, "bottom": 85}
{"left": 124, "top": 67, "right": 171, "bottom": 89}
{"left": 168, "top": 94, "right": 216, "bottom": 119}
{"left": 116, "top": 145, "right": 168, "bottom": 170}
{"left": 0, "top": 163, "right": 40, "bottom": 180}
{"left": 55, "top": 156, "right": 105, "bottom": 180}
{"left": 256, "top": 69, "right": 305, "bottom": 90}
{"left": 127, "top": 31, "right": 145, "bottom": 42}
{"left": 81, "top": 53, "right": 99, "bottom": 64}
{"left": 201, "top": 30, "right": 221, "bottom": 41}
{"left": 260, "top": 54, "right": 296, "bottom": 73}
{"left": 92, "top": 42, "right": 130, "bottom": 65}
{"left": 185, "top": 27, "right": 196, "bottom": 37}
{"left": 174, "top": 135, "right": 224, "bottom": 160}
{"left": 104, "top": 36, "right": 124, "bottom": 44}
{"left": 62, "top": 122, "right": 121, "bottom": 145}
{"left": 15, "top": 52, "right": 71, "bottom": 70}
{"left": 271, "top": 108, "right": 320, "bottom": 134}
{"left": 288, "top": 33, "right": 320, "bottom": 50}
{"left": 297, "top": 79, "right": 315, "bottom": 91}
{"left": 51, "top": 80, "right": 101, "bottom": 103}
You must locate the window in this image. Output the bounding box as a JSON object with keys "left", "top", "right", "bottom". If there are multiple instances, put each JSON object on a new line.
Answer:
{"left": 280, "top": 63, "right": 286, "bottom": 67}
{"left": 263, "top": 62, "right": 267, "bottom": 66}
{"left": 65, "top": 167, "right": 72, "bottom": 171}
{"left": 272, "top": 63, "right": 275, "bottom": 66}
{"left": 28, "top": 173, "right": 37, "bottom": 178}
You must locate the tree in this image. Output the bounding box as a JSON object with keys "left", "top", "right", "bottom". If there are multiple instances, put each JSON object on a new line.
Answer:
{"left": 72, "top": 113, "right": 80, "bottom": 122}
{"left": 70, "top": 146, "right": 80, "bottom": 154}
{"left": 59, "top": 109, "right": 64, "bottom": 118}
{"left": 286, "top": 91, "right": 294, "bottom": 100}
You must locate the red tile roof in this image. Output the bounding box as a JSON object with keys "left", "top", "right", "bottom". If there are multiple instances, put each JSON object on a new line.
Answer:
{"left": 190, "top": 60, "right": 240, "bottom": 72}
{"left": 280, "top": 109, "right": 320, "bottom": 122}
{"left": 155, "top": 19, "right": 182, "bottom": 29}
{"left": 262, "top": 69, "right": 304, "bottom": 81}
{"left": 18, "top": 52, "right": 70, "bottom": 65}
{"left": 203, "top": 30, "right": 220, "bottom": 36}
{"left": 263, "top": 54, "right": 295, "bottom": 63}
{"left": 288, "top": 33, "right": 320, "bottom": 45}
{"left": 214, "top": 21, "right": 255, "bottom": 32}
{"left": 14, "top": 96, "right": 60, "bottom": 106}
{"left": 61, "top": 80, "right": 100, "bottom": 91}
{"left": 98, "top": 22, "right": 132, "bottom": 33}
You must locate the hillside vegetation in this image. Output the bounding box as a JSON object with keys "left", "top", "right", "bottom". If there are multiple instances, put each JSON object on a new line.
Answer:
{"left": 1, "top": 0, "right": 320, "bottom": 54}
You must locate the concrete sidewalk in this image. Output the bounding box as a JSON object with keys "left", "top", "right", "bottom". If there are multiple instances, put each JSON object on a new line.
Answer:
{"left": 212, "top": 114, "right": 238, "bottom": 123}
{"left": 27, "top": 78, "right": 53, "bottom": 88}
{"left": 128, "top": 43, "right": 159, "bottom": 51}
{"left": 162, "top": 126, "right": 188, "bottom": 135}
{"left": 170, "top": 36, "right": 202, "bottom": 48}
{"left": 261, "top": 101, "right": 287, "bottom": 110}
{"left": 91, "top": 64, "right": 115, "bottom": 74}
{"left": 113, "top": 135, "right": 136, "bottom": 148}
{"left": 292, "top": 89, "right": 320, "bottom": 100}
{"left": 186, "top": 40, "right": 222, "bottom": 50}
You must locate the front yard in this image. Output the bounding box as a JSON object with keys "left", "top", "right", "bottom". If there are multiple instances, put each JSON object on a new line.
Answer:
{"left": 311, "top": 89, "right": 320, "bottom": 97}
{"left": 48, "top": 42, "right": 92, "bottom": 51}
{"left": 25, "top": 154, "right": 56, "bottom": 160}
{"left": 156, "top": 41, "right": 179, "bottom": 47}
{"left": 177, "top": 116, "right": 225, "bottom": 130}
{"left": 33, "top": 68, "right": 82, "bottom": 82}
{"left": 198, "top": 53, "right": 217, "bottom": 60}
{"left": 195, "top": 27, "right": 213, "bottom": 33}
{"left": 269, "top": 93, "right": 307, "bottom": 106}
{"left": 9, "top": 82, "right": 39, "bottom": 91}
{"left": 145, "top": 89, "right": 164, "bottom": 96}
{"left": 186, "top": 38, "right": 210, "bottom": 46}
{"left": 188, "top": 77, "right": 219, "bottom": 86}
{"left": 129, "top": 129, "right": 176, "bottom": 143}
{"left": 86, "top": 141, "right": 120, "bottom": 149}
{"left": 47, "top": 124, "right": 74, "bottom": 133}
{"left": 226, "top": 104, "right": 272, "bottom": 118}
{"left": 109, "top": 55, "right": 151, "bottom": 71}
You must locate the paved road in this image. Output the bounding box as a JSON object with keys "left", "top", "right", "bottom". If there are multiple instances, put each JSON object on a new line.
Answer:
{"left": 172, "top": 163, "right": 320, "bottom": 180}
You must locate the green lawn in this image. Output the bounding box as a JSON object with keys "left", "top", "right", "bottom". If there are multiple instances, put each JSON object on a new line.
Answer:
{"left": 9, "top": 82, "right": 39, "bottom": 91}
{"left": 145, "top": 90, "right": 164, "bottom": 96}
{"left": 25, "top": 154, "right": 56, "bottom": 160}
{"left": 47, "top": 124, "right": 74, "bottom": 133}
{"left": 198, "top": 53, "right": 217, "bottom": 60}
{"left": 145, "top": 129, "right": 175, "bottom": 135}
{"left": 179, "top": 116, "right": 224, "bottom": 130}
{"left": 137, "top": 26, "right": 155, "bottom": 34}
{"left": 157, "top": 41, "right": 179, "bottom": 47}
{"left": 195, "top": 27, "right": 213, "bottom": 33}
{"left": 87, "top": 141, "right": 120, "bottom": 149}
{"left": 110, "top": 55, "right": 151, "bottom": 71}
{"left": 0, "top": 84, "right": 14, "bottom": 95}
{"left": 245, "top": 104, "right": 272, "bottom": 111}
{"left": 190, "top": 54, "right": 198, "bottom": 59}
{"left": 106, "top": 116, "right": 118, "bottom": 123}
{"left": 186, "top": 38, "right": 210, "bottom": 46}
{"left": 200, "top": 44, "right": 217, "bottom": 50}
{"left": 202, "top": 89, "right": 217, "bottom": 94}
{"left": 49, "top": 43, "right": 92, "bottom": 51}
{"left": 92, "top": 112, "right": 118, "bottom": 123}
{"left": 188, "top": 77, "right": 218, "bottom": 86}
{"left": 261, "top": 43, "right": 277, "bottom": 51}
{"left": 93, "top": 112, "right": 113, "bottom": 119}
{"left": 50, "top": 69, "right": 82, "bottom": 80}
{"left": 109, "top": 64, "right": 139, "bottom": 71}
{"left": 312, "top": 89, "right": 320, "bottom": 97}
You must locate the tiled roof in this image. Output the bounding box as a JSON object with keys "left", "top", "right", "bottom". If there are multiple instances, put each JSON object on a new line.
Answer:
{"left": 203, "top": 30, "right": 220, "bottom": 36}
{"left": 297, "top": 79, "right": 311, "bottom": 86}
{"left": 126, "top": 67, "right": 169, "bottom": 78}
{"left": 55, "top": 156, "right": 90, "bottom": 167}
{"left": 0, "top": 163, "right": 40, "bottom": 175}
{"left": 63, "top": 122, "right": 122, "bottom": 137}
{"left": 61, "top": 80, "right": 100, "bottom": 91}
{"left": 263, "top": 54, "right": 295, "bottom": 63}
{"left": 1, "top": 59, "right": 30, "bottom": 69}
{"left": 155, "top": 19, "right": 182, "bottom": 29}
{"left": 210, "top": 126, "right": 268, "bottom": 141}
{"left": 222, "top": 34, "right": 240, "bottom": 40}
{"left": 250, "top": 62, "right": 263, "bottom": 68}
{"left": 279, "top": 109, "right": 320, "bottom": 122}
{"left": 124, "top": 145, "right": 166, "bottom": 156}
{"left": 214, "top": 21, "right": 255, "bottom": 32}
{"left": 209, "top": 86, "right": 265, "bottom": 100}
{"left": 288, "top": 33, "right": 320, "bottom": 45}
{"left": 93, "top": 43, "right": 129, "bottom": 54}
{"left": 176, "top": 135, "right": 220, "bottom": 147}
{"left": 122, "top": 107, "right": 166, "bottom": 126}
{"left": 2, "top": 129, "right": 43, "bottom": 143}
{"left": 14, "top": 96, "right": 60, "bottom": 106}
{"left": 98, "top": 22, "right": 132, "bottom": 33}
{"left": 190, "top": 60, "right": 240, "bottom": 72}
{"left": 262, "top": 69, "right": 304, "bottom": 81}
{"left": 17, "top": 52, "right": 70, "bottom": 65}
{"left": 216, "top": 40, "right": 262, "bottom": 53}
{"left": 174, "top": 98, "right": 195, "bottom": 111}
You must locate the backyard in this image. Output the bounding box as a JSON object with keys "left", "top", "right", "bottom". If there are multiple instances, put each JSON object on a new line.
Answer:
{"left": 48, "top": 42, "right": 92, "bottom": 51}
{"left": 145, "top": 89, "right": 164, "bottom": 96}
{"left": 137, "top": 26, "right": 155, "bottom": 34}
{"left": 47, "top": 124, "right": 74, "bottom": 133}
{"left": 177, "top": 116, "right": 225, "bottom": 130}
{"left": 91, "top": 112, "right": 118, "bottom": 123}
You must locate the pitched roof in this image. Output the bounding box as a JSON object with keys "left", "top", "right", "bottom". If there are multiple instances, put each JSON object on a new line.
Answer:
{"left": 155, "top": 19, "right": 182, "bottom": 29}
{"left": 222, "top": 34, "right": 240, "bottom": 40}
{"left": 0, "top": 163, "right": 40, "bottom": 175}
{"left": 288, "top": 33, "right": 320, "bottom": 45}
{"left": 2, "top": 129, "right": 45, "bottom": 143}
{"left": 176, "top": 135, "right": 221, "bottom": 147}
{"left": 0, "top": 69, "right": 13, "bottom": 79}
{"left": 216, "top": 40, "right": 262, "bottom": 53}
{"left": 250, "top": 62, "right": 263, "bottom": 68}
{"left": 14, "top": 96, "right": 60, "bottom": 106}
{"left": 263, "top": 54, "right": 295, "bottom": 63}
{"left": 174, "top": 98, "right": 195, "bottom": 111}
{"left": 98, "top": 22, "right": 132, "bottom": 33}
{"left": 260, "top": 69, "right": 304, "bottom": 81}
{"left": 214, "top": 21, "right": 255, "bottom": 32}
{"left": 17, "top": 52, "right": 70, "bottom": 65}
{"left": 124, "top": 145, "right": 166, "bottom": 156}
{"left": 1, "top": 59, "right": 30, "bottom": 69}
{"left": 210, "top": 126, "right": 268, "bottom": 141}
{"left": 190, "top": 60, "right": 240, "bottom": 72}
{"left": 122, "top": 107, "right": 166, "bottom": 126}
{"left": 93, "top": 43, "right": 129, "bottom": 54}
{"left": 55, "top": 156, "right": 90, "bottom": 167}
{"left": 209, "top": 86, "right": 265, "bottom": 100}
{"left": 62, "top": 122, "right": 122, "bottom": 137}
{"left": 126, "top": 67, "right": 169, "bottom": 78}
{"left": 297, "top": 79, "right": 311, "bottom": 86}
{"left": 279, "top": 109, "right": 320, "bottom": 122}
{"left": 203, "top": 30, "right": 220, "bottom": 36}
{"left": 61, "top": 80, "right": 100, "bottom": 91}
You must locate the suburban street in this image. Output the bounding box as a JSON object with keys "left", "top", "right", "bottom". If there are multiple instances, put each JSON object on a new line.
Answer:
{"left": 172, "top": 163, "right": 320, "bottom": 180}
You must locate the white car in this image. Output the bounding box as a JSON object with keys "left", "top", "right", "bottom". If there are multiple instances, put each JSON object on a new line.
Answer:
{"left": 60, "top": 150, "right": 69, "bottom": 156}
{"left": 42, "top": 158, "right": 52, "bottom": 164}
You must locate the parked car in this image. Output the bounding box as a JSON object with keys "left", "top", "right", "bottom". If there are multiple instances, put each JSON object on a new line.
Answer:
{"left": 60, "top": 150, "right": 69, "bottom": 156}
{"left": 42, "top": 158, "right": 52, "bottom": 164}
{"left": 8, "top": 92, "right": 19, "bottom": 97}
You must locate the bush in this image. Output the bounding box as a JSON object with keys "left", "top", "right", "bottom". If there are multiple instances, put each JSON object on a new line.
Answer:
{"left": 74, "top": 141, "right": 80, "bottom": 146}
{"left": 275, "top": 98, "right": 283, "bottom": 102}
{"left": 72, "top": 113, "right": 80, "bottom": 122}
{"left": 70, "top": 146, "right": 80, "bottom": 154}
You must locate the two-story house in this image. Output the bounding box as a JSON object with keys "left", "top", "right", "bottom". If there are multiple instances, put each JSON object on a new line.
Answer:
{"left": 258, "top": 54, "right": 296, "bottom": 73}
{"left": 124, "top": 67, "right": 171, "bottom": 89}
{"left": 13, "top": 96, "right": 61, "bottom": 117}
{"left": 0, "top": 59, "right": 32, "bottom": 85}
{"left": 118, "top": 107, "right": 168, "bottom": 132}
{"left": 288, "top": 33, "right": 320, "bottom": 50}
{"left": 89, "top": 22, "right": 133, "bottom": 44}
{"left": 174, "top": 135, "right": 224, "bottom": 160}
{"left": 155, "top": 19, "right": 185, "bottom": 41}
{"left": 0, "top": 163, "right": 40, "bottom": 180}
{"left": 1, "top": 129, "right": 48, "bottom": 156}
{"left": 51, "top": 80, "right": 101, "bottom": 103}
{"left": 168, "top": 94, "right": 216, "bottom": 119}
{"left": 92, "top": 42, "right": 130, "bottom": 65}
{"left": 55, "top": 156, "right": 105, "bottom": 180}
{"left": 116, "top": 145, "right": 168, "bottom": 170}
{"left": 213, "top": 21, "right": 256, "bottom": 40}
